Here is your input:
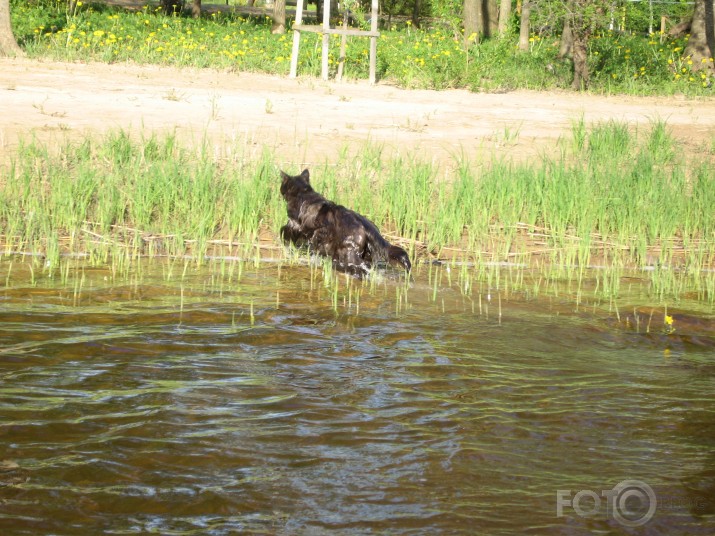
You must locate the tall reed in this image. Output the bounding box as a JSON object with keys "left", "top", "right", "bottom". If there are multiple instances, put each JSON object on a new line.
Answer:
{"left": 1, "top": 122, "right": 713, "bottom": 305}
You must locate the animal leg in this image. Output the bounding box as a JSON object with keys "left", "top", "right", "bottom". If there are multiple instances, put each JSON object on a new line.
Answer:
{"left": 280, "top": 221, "right": 309, "bottom": 247}
{"left": 335, "top": 244, "right": 370, "bottom": 276}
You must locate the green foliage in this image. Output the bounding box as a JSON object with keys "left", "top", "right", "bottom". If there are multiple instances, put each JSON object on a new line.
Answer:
{"left": 465, "top": 34, "right": 572, "bottom": 91}
{"left": 8, "top": 0, "right": 713, "bottom": 95}
{"left": 590, "top": 32, "right": 714, "bottom": 93}
{"left": 2, "top": 123, "right": 713, "bottom": 275}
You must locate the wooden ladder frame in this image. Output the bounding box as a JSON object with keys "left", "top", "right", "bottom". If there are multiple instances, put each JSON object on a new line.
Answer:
{"left": 289, "top": 0, "right": 380, "bottom": 84}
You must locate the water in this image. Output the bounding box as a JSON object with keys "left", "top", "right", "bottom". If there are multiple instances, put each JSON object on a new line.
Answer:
{"left": 1, "top": 259, "right": 714, "bottom": 535}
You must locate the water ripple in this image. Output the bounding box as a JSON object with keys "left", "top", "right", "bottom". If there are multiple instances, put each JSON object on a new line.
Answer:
{"left": 0, "top": 265, "right": 713, "bottom": 534}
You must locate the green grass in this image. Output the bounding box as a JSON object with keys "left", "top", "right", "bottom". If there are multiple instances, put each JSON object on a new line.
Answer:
{"left": 1, "top": 122, "right": 714, "bottom": 304}
{"left": 9, "top": 0, "right": 714, "bottom": 95}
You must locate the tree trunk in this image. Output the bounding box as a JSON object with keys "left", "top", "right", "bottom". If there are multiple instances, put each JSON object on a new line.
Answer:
{"left": 412, "top": 0, "right": 421, "bottom": 28}
{"left": 498, "top": 0, "right": 512, "bottom": 35}
{"left": 161, "top": 0, "right": 184, "bottom": 16}
{"left": 191, "top": 0, "right": 201, "bottom": 19}
{"left": 479, "top": 0, "right": 499, "bottom": 38}
{"left": 558, "top": 18, "right": 573, "bottom": 58}
{"left": 464, "top": 0, "right": 480, "bottom": 46}
{"left": 518, "top": 0, "right": 531, "bottom": 50}
{"left": 465, "top": 0, "right": 498, "bottom": 43}
{"left": 684, "top": 0, "right": 715, "bottom": 71}
{"left": 567, "top": 0, "right": 591, "bottom": 90}
{"left": 571, "top": 31, "right": 589, "bottom": 89}
{"left": 0, "top": 0, "right": 23, "bottom": 57}
{"left": 314, "top": 0, "right": 337, "bottom": 24}
{"left": 272, "top": 0, "right": 286, "bottom": 34}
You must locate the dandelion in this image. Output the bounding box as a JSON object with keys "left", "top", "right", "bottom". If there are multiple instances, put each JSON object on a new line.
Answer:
{"left": 664, "top": 315, "right": 675, "bottom": 334}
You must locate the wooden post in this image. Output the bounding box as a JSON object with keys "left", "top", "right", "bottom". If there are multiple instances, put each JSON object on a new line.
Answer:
{"left": 337, "top": 12, "right": 349, "bottom": 81}
{"left": 289, "top": 0, "right": 379, "bottom": 83}
{"left": 369, "top": 0, "right": 378, "bottom": 84}
{"left": 321, "top": 0, "right": 331, "bottom": 81}
{"left": 289, "top": 0, "right": 305, "bottom": 78}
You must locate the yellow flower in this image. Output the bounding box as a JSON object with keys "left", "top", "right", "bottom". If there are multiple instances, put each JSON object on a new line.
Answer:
{"left": 664, "top": 315, "right": 675, "bottom": 334}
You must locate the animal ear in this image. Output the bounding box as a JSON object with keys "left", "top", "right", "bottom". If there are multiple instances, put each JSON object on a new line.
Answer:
{"left": 280, "top": 170, "right": 290, "bottom": 182}
{"left": 300, "top": 169, "right": 310, "bottom": 183}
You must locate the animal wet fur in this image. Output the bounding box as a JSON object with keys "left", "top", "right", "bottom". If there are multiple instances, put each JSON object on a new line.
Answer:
{"left": 279, "top": 169, "right": 411, "bottom": 276}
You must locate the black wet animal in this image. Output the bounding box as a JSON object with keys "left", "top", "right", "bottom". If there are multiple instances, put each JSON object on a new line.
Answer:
{"left": 279, "top": 169, "right": 411, "bottom": 276}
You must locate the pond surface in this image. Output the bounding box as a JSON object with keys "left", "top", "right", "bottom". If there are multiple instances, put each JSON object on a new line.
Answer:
{"left": 1, "top": 260, "right": 714, "bottom": 535}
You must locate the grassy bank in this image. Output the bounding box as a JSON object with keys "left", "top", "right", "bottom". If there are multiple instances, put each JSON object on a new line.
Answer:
{"left": 9, "top": 0, "right": 714, "bottom": 95}
{"left": 1, "top": 122, "right": 714, "bottom": 302}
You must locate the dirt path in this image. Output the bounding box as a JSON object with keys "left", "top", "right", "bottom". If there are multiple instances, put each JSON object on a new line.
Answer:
{"left": 1, "top": 58, "right": 714, "bottom": 170}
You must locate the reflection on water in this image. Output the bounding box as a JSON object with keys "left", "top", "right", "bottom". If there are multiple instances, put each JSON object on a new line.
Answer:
{"left": 0, "top": 260, "right": 714, "bottom": 535}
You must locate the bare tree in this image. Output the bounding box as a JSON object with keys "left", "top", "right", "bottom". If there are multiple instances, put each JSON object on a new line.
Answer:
{"left": 464, "top": 0, "right": 499, "bottom": 45}
{"left": 684, "top": 0, "right": 715, "bottom": 71}
{"left": 498, "top": 0, "right": 512, "bottom": 35}
{"left": 565, "top": 0, "right": 593, "bottom": 90}
{"left": 272, "top": 0, "right": 286, "bottom": 34}
{"left": 190, "top": 0, "right": 202, "bottom": 19}
{"left": 0, "top": 0, "right": 22, "bottom": 57}
{"left": 464, "top": 0, "right": 479, "bottom": 44}
{"left": 160, "top": 0, "right": 185, "bottom": 16}
{"left": 412, "top": 0, "right": 422, "bottom": 27}
{"left": 518, "top": 0, "right": 531, "bottom": 51}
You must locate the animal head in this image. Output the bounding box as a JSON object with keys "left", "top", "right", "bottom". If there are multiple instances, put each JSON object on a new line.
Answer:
{"left": 280, "top": 169, "right": 313, "bottom": 199}
{"left": 388, "top": 245, "right": 412, "bottom": 273}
